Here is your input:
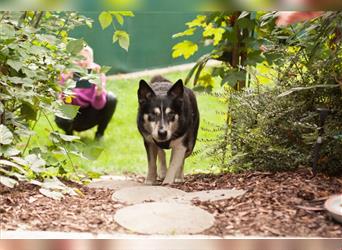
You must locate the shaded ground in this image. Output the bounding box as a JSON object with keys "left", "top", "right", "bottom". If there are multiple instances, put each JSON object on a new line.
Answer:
{"left": 1, "top": 168, "right": 341, "bottom": 237}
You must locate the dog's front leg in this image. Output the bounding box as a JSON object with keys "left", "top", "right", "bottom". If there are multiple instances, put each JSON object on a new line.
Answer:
{"left": 162, "top": 146, "right": 186, "bottom": 185}
{"left": 144, "top": 141, "right": 158, "bottom": 185}
{"left": 157, "top": 149, "right": 167, "bottom": 180}
{"left": 175, "top": 162, "right": 184, "bottom": 183}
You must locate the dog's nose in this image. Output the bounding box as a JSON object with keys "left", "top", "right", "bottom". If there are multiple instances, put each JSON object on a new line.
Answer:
{"left": 158, "top": 129, "right": 167, "bottom": 139}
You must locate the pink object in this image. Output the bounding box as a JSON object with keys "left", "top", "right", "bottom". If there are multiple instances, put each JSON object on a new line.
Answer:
{"left": 59, "top": 72, "right": 107, "bottom": 110}
{"left": 276, "top": 11, "right": 324, "bottom": 26}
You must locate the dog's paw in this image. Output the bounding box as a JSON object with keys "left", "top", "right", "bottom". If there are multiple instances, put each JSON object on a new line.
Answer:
{"left": 161, "top": 179, "right": 174, "bottom": 185}
{"left": 174, "top": 178, "right": 184, "bottom": 184}
{"left": 157, "top": 175, "right": 166, "bottom": 181}
{"left": 145, "top": 179, "right": 157, "bottom": 185}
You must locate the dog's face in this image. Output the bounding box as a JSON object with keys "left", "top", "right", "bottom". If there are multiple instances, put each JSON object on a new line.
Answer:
{"left": 138, "top": 79, "right": 184, "bottom": 142}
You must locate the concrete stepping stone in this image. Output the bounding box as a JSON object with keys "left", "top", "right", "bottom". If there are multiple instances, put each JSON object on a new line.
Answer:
{"left": 87, "top": 175, "right": 142, "bottom": 190}
{"left": 114, "top": 202, "right": 215, "bottom": 235}
{"left": 165, "top": 189, "right": 246, "bottom": 203}
{"left": 112, "top": 186, "right": 186, "bottom": 204}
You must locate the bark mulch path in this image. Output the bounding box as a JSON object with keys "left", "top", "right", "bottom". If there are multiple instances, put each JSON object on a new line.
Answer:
{"left": 1, "top": 168, "right": 341, "bottom": 237}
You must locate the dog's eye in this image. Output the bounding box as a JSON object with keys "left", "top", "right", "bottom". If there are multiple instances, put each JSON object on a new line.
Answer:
{"left": 167, "top": 112, "right": 176, "bottom": 122}
{"left": 148, "top": 114, "right": 156, "bottom": 121}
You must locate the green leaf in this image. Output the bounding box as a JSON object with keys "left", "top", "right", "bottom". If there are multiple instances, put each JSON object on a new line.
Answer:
{"left": 113, "top": 30, "right": 130, "bottom": 51}
{"left": 25, "top": 154, "right": 46, "bottom": 173}
{"left": 186, "top": 15, "right": 206, "bottom": 28}
{"left": 98, "top": 11, "right": 112, "bottom": 30}
{"left": 66, "top": 39, "right": 84, "bottom": 55}
{"left": 0, "top": 23, "right": 15, "bottom": 38}
{"left": 20, "top": 101, "right": 37, "bottom": 121}
{"left": 113, "top": 13, "right": 124, "bottom": 25}
{"left": 238, "top": 11, "right": 250, "bottom": 19}
{"left": 203, "top": 24, "right": 225, "bottom": 45}
{"left": 172, "top": 28, "right": 196, "bottom": 38}
{"left": 222, "top": 70, "right": 246, "bottom": 87}
{"left": 0, "top": 159, "right": 22, "bottom": 169}
{"left": 172, "top": 40, "right": 198, "bottom": 59}
{"left": 8, "top": 76, "right": 33, "bottom": 85}
{"left": 0, "top": 125, "right": 13, "bottom": 145}
{"left": 0, "top": 175, "right": 17, "bottom": 188}
{"left": 7, "top": 59, "right": 22, "bottom": 72}
{"left": 39, "top": 188, "right": 64, "bottom": 200}
{"left": 59, "top": 133, "right": 80, "bottom": 142}
{"left": 56, "top": 103, "right": 80, "bottom": 120}
{"left": 0, "top": 146, "right": 20, "bottom": 157}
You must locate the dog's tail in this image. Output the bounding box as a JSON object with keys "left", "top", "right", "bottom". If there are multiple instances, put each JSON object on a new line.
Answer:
{"left": 150, "top": 75, "right": 171, "bottom": 83}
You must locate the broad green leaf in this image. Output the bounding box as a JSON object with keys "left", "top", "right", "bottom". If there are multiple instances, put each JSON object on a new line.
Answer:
{"left": 0, "top": 168, "right": 26, "bottom": 182}
{"left": 25, "top": 154, "right": 46, "bottom": 173}
{"left": 7, "top": 59, "right": 22, "bottom": 72}
{"left": 186, "top": 15, "right": 206, "bottom": 28}
{"left": 172, "top": 40, "right": 198, "bottom": 59}
{"left": 222, "top": 70, "right": 246, "bottom": 87}
{"left": 99, "top": 11, "right": 112, "bottom": 30}
{"left": 41, "top": 177, "right": 77, "bottom": 196}
{"left": 238, "top": 11, "right": 250, "bottom": 19}
{"left": 113, "top": 30, "right": 130, "bottom": 51}
{"left": 36, "top": 34, "right": 57, "bottom": 45}
{"left": 20, "top": 101, "right": 37, "bottom": 121}
{"left": 66, "top": 39, "right": 84, "bottom": 55}
{"left": 59, "top": 133, "right": 80, "bottom": 142}
{"left": 0, "top": 175, "right": 17, "bottom": 188}
{"left": 203, "top": 24, "right": 225, "bottom": 45}
{"left": 0, "top": 125, "right": 13, "bottom": 145}
{"left": 39, "top": 188, "right": 64, "bottom": 200}
{"left": 0, "top": 23, "right": 15, "bottom": 38}
{"left": 172, "top": 28, "right": 196, "bottom": 38}
{"left": 56, "top": 103, "right": 80, "bottom": 120}
{"left": 0, "top": 159, "right": 22, "bottom": 168}
{"left": 113, "top": 13, "right": 124, "bottom": 25}
{"left": 7, "top": 77, "right": 23, "bottom": 84}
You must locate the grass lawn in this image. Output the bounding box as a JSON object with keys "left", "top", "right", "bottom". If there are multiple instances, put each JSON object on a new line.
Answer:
{"left": 30, "top": 70, "right": 226, "bottom": 176}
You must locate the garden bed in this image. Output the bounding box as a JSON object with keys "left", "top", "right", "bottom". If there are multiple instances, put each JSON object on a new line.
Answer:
{"left": 1, "top": 168, "right": 341, "bottom": 237}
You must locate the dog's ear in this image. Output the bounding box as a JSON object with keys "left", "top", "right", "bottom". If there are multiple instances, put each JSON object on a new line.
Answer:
{"left": 138, "top": 80, "right": 155, "bottom": 104}
{"left": 167, "top": 79, "right": 184, "bottom": 100}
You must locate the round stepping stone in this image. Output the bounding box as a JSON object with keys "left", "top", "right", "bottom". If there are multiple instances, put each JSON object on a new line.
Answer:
{"left": 165, "top": 189, "right": 246, "bottom": 203}
{"left": 112, "top": 186, "right": 186, "bottom": 204}
{"left": 114, "top": 202, "right": 215, "bottom": 234}
{"left": 87, "top": 176, "right": 142, "bottom": 190}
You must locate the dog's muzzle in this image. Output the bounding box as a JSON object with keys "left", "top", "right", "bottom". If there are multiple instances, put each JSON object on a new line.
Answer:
{"left": 158, "top": 129, "right": 168, "bottom": 140}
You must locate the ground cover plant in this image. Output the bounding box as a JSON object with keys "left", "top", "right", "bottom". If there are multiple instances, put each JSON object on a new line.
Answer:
{"left": 172, "top": 11, "right": 342, "bottom": 175}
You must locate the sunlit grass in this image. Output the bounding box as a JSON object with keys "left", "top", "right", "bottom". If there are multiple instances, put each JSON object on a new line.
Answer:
{"left": 31, "top": 71, "right": 225, "bottom": 175}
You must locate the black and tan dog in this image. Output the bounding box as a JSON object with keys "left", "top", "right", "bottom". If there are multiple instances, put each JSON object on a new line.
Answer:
{"left": 137, "top": 75, "right": 200, "bottom": 185}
